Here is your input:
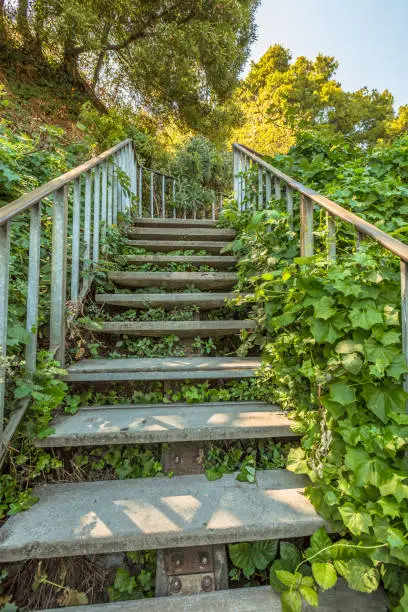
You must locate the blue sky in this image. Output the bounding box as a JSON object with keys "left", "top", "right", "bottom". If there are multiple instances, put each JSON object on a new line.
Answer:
{"left": 247, "top": 0, "right": 407, "bottom": 110}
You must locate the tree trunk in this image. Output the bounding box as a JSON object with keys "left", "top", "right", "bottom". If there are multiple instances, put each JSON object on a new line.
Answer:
{"left": 17, "top": 0, "right": 32, "bottom": 46}
{"left": 0, "top": 0, "right": 7, "bottom": 43}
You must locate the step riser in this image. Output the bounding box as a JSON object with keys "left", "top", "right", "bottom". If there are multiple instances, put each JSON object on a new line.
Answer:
{"left": 126, "top": 241, "right": 230, "bottom": 253}
{"left": 85, "top": 321, "right": 255, "bottom": 338}
{"left": 65, "top": 369, "right": 257, "bottom": 383}
{"left": 94, "top": 293, "right": 240, "bottom": 310}
{"left": 127, "top": 228, "right": 235, "bottom": 241}
{"left": 108, "top": 272, "right": 237, "bottom": 291}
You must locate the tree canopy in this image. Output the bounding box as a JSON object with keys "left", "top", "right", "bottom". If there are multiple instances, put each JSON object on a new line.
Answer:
{"left": 1, "top": 0, "right": 259, "bottom": 138}
{"left": 233, "top": 44, "right": 397, "bottom": 153}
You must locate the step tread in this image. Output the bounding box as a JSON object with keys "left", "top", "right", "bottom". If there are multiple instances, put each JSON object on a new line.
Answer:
{"left": 84, "top": 319, "right": 256, "bottom": 337}
{"left": 65, "top": 356, "right": 261, "bottom": 382}
{"left": 94, "top": 292, "right": 248, "bottom": 309}
{"left": 108, "top": 271, "right": 237, "bottom": 290}
{"left": 128, "top": 227, "right": 235, "bottom": 241}
{"left": 0, "top": 470, "right": 324, "bottom": 562}
{"left": 35, "top": 402, "right": 293, "bottom": 447}
{"left": 126, "top": 255, "right": 238, "bottom": 266}
{"left": 40, "top": 582, "right": 388, "bottom": 612}
{"left": 126, "top": 240, "right": 231, "bottom": 253}
{"left": 133, "top": 218, "right": 217, "bottom": 228}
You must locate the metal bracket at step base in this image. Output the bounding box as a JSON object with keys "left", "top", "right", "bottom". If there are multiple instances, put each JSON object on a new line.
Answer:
{"left": 155, "top": 545, "right": 228, "bottom": 596}
{"left": 156, "top": 442, "right": 228, "bottom": 596}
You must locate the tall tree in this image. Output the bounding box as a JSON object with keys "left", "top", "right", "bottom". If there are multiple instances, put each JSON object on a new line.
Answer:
{"left": 234, "top": 45, "right": 395, "bottom": 153}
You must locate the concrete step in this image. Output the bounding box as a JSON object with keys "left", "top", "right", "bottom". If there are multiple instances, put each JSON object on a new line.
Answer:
{"left": 126, "top": 255, "right": 238, "bottom": 268}
{"left": 132, "top": 218, "right": 217, "bottom": 228}
{"left": 127, "top": 227, "right": 235, "bottom": 241}
{"left": 108, "top": 271, "right": 237, "bottom": 290}
{"left": 84, "top": 319, "right": 256, "bottom": 338}
{"left": 65, "top": 357, "right": 261, "bottom": 382}
{"left": 95, "top": 292, "right": 248, "bottom": 310}
{"left": 126, "top": 240, "right": 231, "bottom": 253}
{"left": 35, "top": 402, "right": 293, "bottom": 447}
{"left": 0, "top": 470, "right": 324, "bottom": 562}
{"left": 40, "top": 582, "right": 388, "bottom": 612}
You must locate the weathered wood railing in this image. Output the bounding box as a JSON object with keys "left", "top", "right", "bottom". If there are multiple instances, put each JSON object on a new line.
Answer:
{"left": 233, "top": 141, "right": 408, "bottom": 389}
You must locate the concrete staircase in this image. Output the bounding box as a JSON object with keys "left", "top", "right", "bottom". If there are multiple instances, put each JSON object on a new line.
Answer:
{"left": 0, "top": 217, "right": 387, "bottom": 609}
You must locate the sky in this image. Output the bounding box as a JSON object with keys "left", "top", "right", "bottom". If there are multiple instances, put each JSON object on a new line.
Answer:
{"left": 247, "top": 0, "right": 407, "bottom": 110}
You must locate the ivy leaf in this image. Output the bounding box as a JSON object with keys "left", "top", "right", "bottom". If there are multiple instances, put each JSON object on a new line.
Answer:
{"left": 311, "top": 562, "right": 337, "bottom": 591}
{"left": 345, "top": 447, "right": 389, "bottom": 488}
{"left": 275, "top": 570, "right": 298, "bottom": 588}
{"left": 300, "top": 585, "right": 319, "bottom": 607}
{"left": 380, "top": 473, "right": 408, "bottom": 503}
{"left": 344, "top": 559, "right": 379, "bottom": 593}
{"left": 362, "top": 384, "right": 407, "bottom": 423}
{"left": 286, "top": 447, "right": 308, "bottom": 474}
{"left": 314, "top": 296, "right": 337, "bottom": 320}
{"left": 335, "top": 339, "right": 363, "bottom": 354}
{"left": 280, "top": 542, "right": 302, "bottom": 571}
{"left": 281, "top": 589, "right": 302, "bottom": 612}
{"left": 229, "top": 540, "right": 278, "bottom": 578}
{"left": 205, "top": 468, "right": 223, "bottom": 481}
{"left": 328, "top": 381, "right": 355, "bottom": 406}
{"left": 364, "top": 338, "right": 399, "bottom": 368}
{"left": 348, "top": 306, "right": 382, "bottom": 330}
{"left": 341, "top": 352, "right": 363, "bottom": 375}
{"left": 113, "top": 568, "right": 137, "bottom": 594}
{"left": 383, "top": 305, "right": 399, "bottom": 326}
{"left": 310, "top": 317, "right": 346, "bottom": 344}
{"left": 305, "top": 527, "right": 332, "bottom": 562}
{"left": 339, "top": 503, "right": 372, "bottom": 535}
{"left": 387, "top": 527, "right": 408, "bottom": 550}
{"left": 386, "top": 354, "right": 408, "bottom": 379}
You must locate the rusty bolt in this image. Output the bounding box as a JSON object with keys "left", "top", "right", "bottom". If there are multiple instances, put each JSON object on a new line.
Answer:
{"left": 201, "top": 575, "right": 213, "bottom": 592}
{"left": 170, "top": 577, "right": 182, "bottom": 593}
{"left": 174, "top": 556, "right": 183, "bottom": 568}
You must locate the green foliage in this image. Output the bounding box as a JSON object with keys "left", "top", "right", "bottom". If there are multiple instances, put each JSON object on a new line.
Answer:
{"left": 229, "top": 540, "right": 278, "bottom": 578}
{"left": 108, "top": 552, "right": 156, "bottom": 601}
{"left": 235, "top": 44, "right": 396, "bottom": 153}
{"left": 222, "top": 181, "right": 408, "bottom": 608}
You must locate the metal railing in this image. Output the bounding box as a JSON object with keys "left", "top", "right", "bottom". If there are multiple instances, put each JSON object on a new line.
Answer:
{"left": 233, "top": 141, "right": 408, "bottom": 389}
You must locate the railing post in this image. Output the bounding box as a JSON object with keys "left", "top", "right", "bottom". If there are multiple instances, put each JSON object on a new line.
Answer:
{"left": 50, "top": 186, "right": 68, "bottom": 365}
{"left": 300, "top": 194, "right": 314, "bottom": 257}
{"left": 286, "top": 186, "right": 293, "bottom": 229}
{"left": 265, "top": 172, "right": 272, "bottom": 204}
{"left": 113, "top": 163, "right": 118, "bottom": 224}
{"left": 70, "top": 178, "right": 81, "bottom": 301}
{"left": 83, "top": 172, "right": 92, "bottom": 271}
{"left": 150, "top": 171, "right": 154, "bottom": 217}
{"left": 258, "top": 166, "right": 263, "bottom": 209}
{"left": 26, "top": 202, "right": 42, "bottom": 372}
{"left": 138, "top": 166, "right": 143, "bottom": 216}
{"left": 356, "top": 230, "right": 365, "bottom": 250}
{"left": 101, "top": 160, "right": 107, "bottom": 238}
{"left": 162, "top": 175, "right": 166, "bottom": 217}
{"left": 327, "top": 212, "right": 336, "bottom": 261}
{"left": 107, "top": 161, "right": 113, "bottom": 227}
{"left": 0, "top": 221, "right": 10, "bottom": 433}
{"left": 172, "top": 180, "right": 176, "bottom": 219}
{"left": 400, "top": 261, "right": 408, "bottom": 393}
{"left": 274, "top": 177, "right": 281, "bottom": 199}
{"left": 93, "top": 165, "right": 100, "bottom": 264}
{"left": 233, "top": 147, "right": 239, "bottom": 205}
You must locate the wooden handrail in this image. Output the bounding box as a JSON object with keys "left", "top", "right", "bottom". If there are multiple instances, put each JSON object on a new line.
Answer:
{"left": 234, "top": 142, "right": 408, "bottom": 264}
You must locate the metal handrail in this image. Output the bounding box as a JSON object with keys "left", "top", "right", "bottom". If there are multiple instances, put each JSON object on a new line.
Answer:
{"left": 233, "top": 142, "right": 408, "bottom": 264}
{"left": 232, "top": 141, "right": 408, "bottom": 398}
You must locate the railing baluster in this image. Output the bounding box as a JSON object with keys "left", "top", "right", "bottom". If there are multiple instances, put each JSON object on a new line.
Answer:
{"left": 101, "top": 160, "right": 107, "bottom": 238}
{"left": 300, "top": 194, "right": 314, "bottom": 257}
{"left": 150, "top": 172, "right": 154, "bottom": 218}
{"left": 138, "top": 166, "right": 143, "bottom": 216}
{"left": 162, "top": 175, "right": 166, "bottom": 218}
{"left": 84, "top": 172, "right": 92, "bottom": 273}
{"left": 71, "top": 177, "right": 81, "bottom": 300}
{"left": 258, "top": 166, "right": 263, "bottom": 209}
{"left": 107, "top": 161, "right": 113, "bottom": 227}
{"left": 113, "top": 166, "right": 118, "bottom": 224}
{"left": 265, "top": 172, "right": 272, "bottom": 204}
{"left": 400, "top": 261, "right": 408, "bottom": 393}
{"left": 50, "top": 186, "right": 68, "bottom": 365}
{"left": 0, "top": 221, "right": 10, "bottom": 433}
{"left": 172, "top": 180, "right": 176, "bottom": 218}
{"left": 274, "top": 177, "right": 281, "bottom": 199}
{"left": 356, "top": 230, "right": 364, "bottom": 250}
{"left": 286, "top": 186, "right": 293, "bottom": 229}
{"left": 327, "top": 212, "right": 336, "bottom": 261}
{"left": 93, "top": 165, "right": 100, "bottom": 264}
{"left": 26, "top": 202, "right": 42, "bottom": 372}
{"left": 233, "top": 149, "right": 240, "bottom": 204}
